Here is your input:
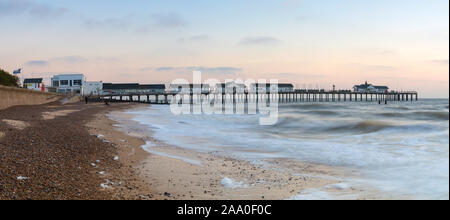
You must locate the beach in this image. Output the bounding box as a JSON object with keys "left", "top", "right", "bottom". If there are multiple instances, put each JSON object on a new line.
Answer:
{"left": 1, "top": 100, "right": 447, "bottom": 200}
{"left": 111, "top": 100, "right": 449, "bottom": 200}
{"left": 88, "top": 105, "right": 355, "bottom": 200}
{"left": 0, "top": 101, "right": 155, "bottom": 200}
{"left": 0, "top": 101, "right": 354, "bottom": 200}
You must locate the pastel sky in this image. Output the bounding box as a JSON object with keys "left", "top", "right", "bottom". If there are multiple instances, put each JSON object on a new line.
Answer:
{"left": 0, "top": 0, "right": 448, "bottom": 98}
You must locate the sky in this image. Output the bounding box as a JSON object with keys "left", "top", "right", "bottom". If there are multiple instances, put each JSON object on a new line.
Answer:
{"left": 0, "top": 0, "right": 448, "bottom": 98}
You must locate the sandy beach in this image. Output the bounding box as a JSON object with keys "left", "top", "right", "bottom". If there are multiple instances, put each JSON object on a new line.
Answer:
{"left": 89, "top": 104, "right": 378, "bottom": 200}
{"left": 1, "top": 101, "right": 383, "bottom": 200}
{"left": 0, "top": 101, "right": 155, "bottom": 199}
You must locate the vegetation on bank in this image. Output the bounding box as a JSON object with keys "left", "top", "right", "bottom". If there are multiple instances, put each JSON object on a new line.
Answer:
{"left": 0, "top": 69, "right": 19, "bottom": 87}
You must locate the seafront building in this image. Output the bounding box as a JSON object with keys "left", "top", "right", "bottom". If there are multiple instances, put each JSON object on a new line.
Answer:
{"left": 353, "top": 81, "right": 389, "bottom": 93}
{"left": 51, "top": 74, "right": 85, "bottom": 94}
{"left": 82, "top": 81, "right": 103, "bottom": 96}
{"left": 168, "top": 84, "right": 211, "bottom": 94}
{"left": 214, "top": 82, "right": 246, "bottom": 93}
{"left": 295, "top": 89, "right": 326, "bottom": 93}
{"left": 23, "top": 78, "right": 44, "bottom": 91}
{"left": 138, "top": 84, "right": 166, "bottom": 94}
{"left": 102, "top": 83, "right": 166, "bottom": 95}
{"left": 249, "top": 83, "right": 294, "bottom": 93}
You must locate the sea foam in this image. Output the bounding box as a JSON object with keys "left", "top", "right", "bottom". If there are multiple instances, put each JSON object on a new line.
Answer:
{"left": 123, "top": 99, "right": 449, "bottom": 199}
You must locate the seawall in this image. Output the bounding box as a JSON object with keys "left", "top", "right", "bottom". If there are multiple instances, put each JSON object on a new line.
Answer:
{"left": 0, "top": 85, "right": 62, "bottom": 110}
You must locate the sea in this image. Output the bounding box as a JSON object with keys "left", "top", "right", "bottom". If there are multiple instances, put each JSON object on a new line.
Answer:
{"left": 122, "top": 99, "right": 449, "bottom": 200}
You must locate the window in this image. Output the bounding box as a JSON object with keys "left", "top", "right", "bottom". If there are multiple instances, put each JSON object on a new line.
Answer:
{"left": 53, "top": 80, "right": 59, "bottom": 87}
{"left": 60, "top": 80, "right": 69, "bottom": 86}
{"left": 73, "top": 80, "right": 82, "bottom": 86}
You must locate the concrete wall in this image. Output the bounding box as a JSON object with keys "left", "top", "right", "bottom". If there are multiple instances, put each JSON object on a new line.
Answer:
{"left": 0, "top": 85, "right": 62, "bottom": 110}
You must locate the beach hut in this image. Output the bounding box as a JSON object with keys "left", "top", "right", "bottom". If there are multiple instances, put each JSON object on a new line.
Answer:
{"left": 23, "top": 78, "right": 44, "bottom": 91}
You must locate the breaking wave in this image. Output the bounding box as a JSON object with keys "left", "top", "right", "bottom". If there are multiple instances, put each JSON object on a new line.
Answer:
{"left": 326, "top": 120, "right": 393, "bottom": 134}
{"left": 124, "top": 99, "right": 449, "bottom": 199}
{"left": 412, "top": 111, "right": 449, "bottom": 121}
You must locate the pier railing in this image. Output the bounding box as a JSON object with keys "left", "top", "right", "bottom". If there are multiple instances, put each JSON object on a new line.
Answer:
{"left": 92, "top": 90, "right": 418, "bottom": 105}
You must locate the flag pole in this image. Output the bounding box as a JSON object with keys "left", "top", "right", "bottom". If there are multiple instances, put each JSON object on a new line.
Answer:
{"left": 20, "top": 68, "right": 24, "bottom": 88}
{"left": 21, "top": 69, "right": 24, "bottom": 87}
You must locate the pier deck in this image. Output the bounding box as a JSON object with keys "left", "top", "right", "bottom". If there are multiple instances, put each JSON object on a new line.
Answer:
{"left": 93, "top": 91, "right": 418, "bottom": 105}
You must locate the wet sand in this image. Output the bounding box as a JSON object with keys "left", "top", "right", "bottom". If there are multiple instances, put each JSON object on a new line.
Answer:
{"left": 91, "top": 105, "right": 373, "bottom": 200}
{"left": 1, "top": 101, "right": 380, "bottom": 200}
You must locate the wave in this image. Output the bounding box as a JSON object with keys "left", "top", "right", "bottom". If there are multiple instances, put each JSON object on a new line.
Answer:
{"left": 386, "top": 106, "right": 410, "bottom": 111}
{"left": 273, "top": 117, "right": 397, "bottom": 135}
{"left": 378, "top": 112, "right": 404, "bottom": 118}
{"left": 282, "top": 103, "right": 348, "bottom": 110}
{"left": 273, "top": 116, "right": 305, "bottom": 129}
{"left": 126, "top": 102, "right": 449, "bottom": 199}
{"left": 326, "top": 120, "right": 393, "bottom": 134}
{"left": 377, "top": 111, "right": 449, "bottom": 121}
{"left": 303, "top": 110, "right": 340, "bottom": 116}
{"left": 412, "top": 111, "right": 449, "bottom": 121}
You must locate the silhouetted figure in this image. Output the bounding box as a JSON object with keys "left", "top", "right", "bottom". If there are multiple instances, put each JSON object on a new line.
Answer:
{"left": 85, "top": 96, "right": 88, "bottom": 104}
{"left": 385, "top": 100, "right": 388, "bottom": 105}
{"left": 379, "top": 100, "right": 381, "bottom": 104}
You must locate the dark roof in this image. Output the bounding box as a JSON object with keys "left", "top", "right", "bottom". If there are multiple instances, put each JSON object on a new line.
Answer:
{"left": 278, "top": 84, "right": 294, "bottom": 88}
{"left": 103, "top": 83, "right": 139, "bottom": 90}
{"left": 139, "top": 84, "right": 166, "bottom": 89}
{"left": 24, "top": 78, "right": 43, "bottom": 84}
{"left": 252, "top": 83, "right": 294, "bottom": 88}
{"left": 353, "top": 83, "right": 389, "bottom": 90}
{"left": 354, "top": 84, "right": 372, "bottom": 89}
{"left": 217, "top": 83, "right": 246, "bottom": 88}
{"left": 170, "top": 84, "right": 210, "bottom": 88}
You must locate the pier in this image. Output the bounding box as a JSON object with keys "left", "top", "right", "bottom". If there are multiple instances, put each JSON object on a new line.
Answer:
{"left": 94, "top": 91, "right": 419, "bottom": 105}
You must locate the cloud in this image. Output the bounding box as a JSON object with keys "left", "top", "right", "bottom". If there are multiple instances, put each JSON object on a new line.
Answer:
{"left": 25, "top": 60, "right": 49, "bottom": 66}
{"left": 0, "top": 0, "right": 29, "bottom": 15}
{"left": 151, "top": 13, "right": 187, "bottom": 28}
{"left": 52, "top": 56, "right": 88, "bottom": 63}
{"left": 155, "top": 66, "right": 242, "bottom": 75}
{"left": 0, "top": 0, "right": 67, "bottom": 18}
{"left": 83, "top": 13, "right": 185, "bottom": 33}
{"left": 83, "top": 15, "right": 133, "bottom": 29}
{"left": 29, "top": 3, "right": 67, "bottom": 18}
{"left": 189, "top": 35, "right": 209, "bottom": 41}
{"left": 135, "top": 13, "right": 187, "bottom": 33}
{"left": 156, "top": 67, "right": 175, "bottom": 71}
{"left": 188, "top": 67, "right": 242, "bottom": 74}
{"left": 135, "top": 26, "right": 152, "bottom": 34}
{"left": 179, "top": 35, "right": 210, "bottom": 42}
{"left": 138, "top": 67, "right": 153, "bottom": 71}
{"left": 431, "top": 59, "right": 449, "bottom": 65}
{"left": 238, "top": 36, "right": 281, "bottom": 46}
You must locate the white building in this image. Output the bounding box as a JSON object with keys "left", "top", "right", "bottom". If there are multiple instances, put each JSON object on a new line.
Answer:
{"left": 82, "top": 81, "right": 103, "bottom": 96}
{"left": 102, "top": 83, "right": 166, "bottom": 95}
{"left": 250, "top": 83, "right": 294, "bottom": 93}
{"left": 214, "top": 82, "right": 246, "bottom": 93}
{"left": 138, "top": 84, "right": 166, "bottom": 94}
{"left": 353, "top": 82, "right": 389, "bottom": 93}
{"left": 23, "top": 78, "right": 44, "bottom": 91}
{"left": 169, "top": 84, "right": 210, "bottom": 94}
{"left": 51, "top": 74, "right": 85, "bottom": 94}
